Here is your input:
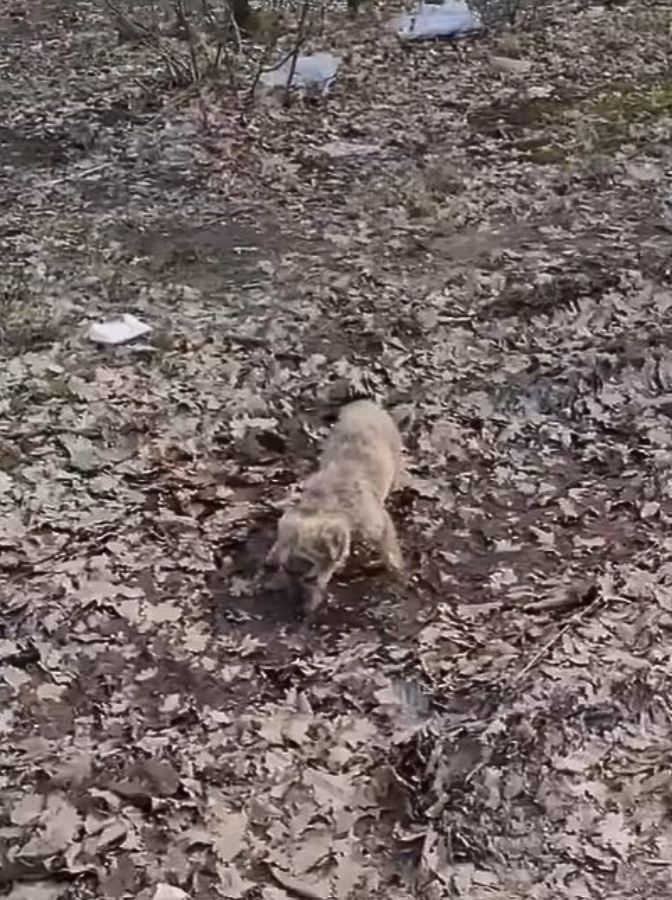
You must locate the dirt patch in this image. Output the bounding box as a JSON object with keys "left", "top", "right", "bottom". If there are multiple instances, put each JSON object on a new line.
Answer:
{"left": 468, "top": 94, "right": 572, "bottom": 136}
{"left": 468, "top": 75, "right": 672, "bottom": 159}
{"left": 0, "top": 125, "right": 69, "bottom": 169}
{"left": 427, "top": 223, "right": 542, "bottom": 264}
{"left": 109, "top": 217, "right": 318, "bottom": 291}
{"left": 484, "top": 265, "right": 621, "bottom": 320}
{"left": 0, "top": 0, "right": 61, "bottom": 45}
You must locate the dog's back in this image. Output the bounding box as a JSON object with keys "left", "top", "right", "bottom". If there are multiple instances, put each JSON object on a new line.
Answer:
{"left": 319, "top": 400, "right": 402, "bottom": 500}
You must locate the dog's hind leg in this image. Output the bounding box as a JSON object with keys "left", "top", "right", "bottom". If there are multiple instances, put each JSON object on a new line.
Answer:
{"left": 379, "top": 509, "right": 403, "bottom": 572}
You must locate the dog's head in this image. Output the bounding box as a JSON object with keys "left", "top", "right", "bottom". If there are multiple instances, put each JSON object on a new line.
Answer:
{"left": 266, "top": 511, "right": 350, "bottom": 612}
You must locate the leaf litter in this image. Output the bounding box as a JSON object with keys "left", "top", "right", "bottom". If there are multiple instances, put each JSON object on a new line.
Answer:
{"left": 2, "top": 0, "right": 672, "bottom": 898}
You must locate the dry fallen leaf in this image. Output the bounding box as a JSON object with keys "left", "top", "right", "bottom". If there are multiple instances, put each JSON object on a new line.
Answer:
{"left": 6, "top": 884, "right": 64, "bottom": 900}
{"left": 58, "top": 435, "right": 103, "bottom": 473}
{"left": 11, "top": 792, "right": 45, "bottom": 826}
{"left": 270, "top": 867, "right": 330, "bottom": 900}
{"left": 216, "top": 863, "right": 253, "bottom": 899}
{"left": 153, "top": 885, "right": 190, "bottom": 900}
{"left": 20, "top": 794, "right": 81, "bottom": 859}
{"left": 489, "top": 54, "right": 532, "bottom": 75}
{"left": 206, "top": 804, "right": 248, "bottom": 864}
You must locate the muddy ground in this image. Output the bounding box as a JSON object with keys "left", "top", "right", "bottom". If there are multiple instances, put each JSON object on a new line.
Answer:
{"left": 1, "top": 0, "right": 672, "bottom": 898}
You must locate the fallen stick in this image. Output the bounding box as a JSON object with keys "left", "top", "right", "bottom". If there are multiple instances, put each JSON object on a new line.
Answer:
{"left": 514, "top": 593, "right": 604, "bottom": 682}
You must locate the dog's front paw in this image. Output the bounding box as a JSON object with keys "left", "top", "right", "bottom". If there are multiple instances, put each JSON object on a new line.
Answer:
{"left": 383, "top": 544, "right": 404, "bottom": 572}
{"left": 301, "top": 583, "right": 326, "bottom": 618}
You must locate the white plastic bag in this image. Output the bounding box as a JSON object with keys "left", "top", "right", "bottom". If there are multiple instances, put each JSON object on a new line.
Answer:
{"left": 395, "top": 0, "right": 482, "bottom": 42}
{"left": 260, "top": 52, "right": 341, "bottom": 94}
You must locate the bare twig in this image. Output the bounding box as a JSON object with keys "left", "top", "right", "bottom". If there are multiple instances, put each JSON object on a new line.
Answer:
{"left": 262, "top": 43, "right": 301, "bottom": 75}
{"left": 514, "top": 593, "right": 604, "bottom": 683}
{"left": 173, "top": 0, "right": 200, "bottom": 81}
{"left": 507, "top": 0, "right": 525, "bottom": 26}
{"left": 523, "top": 594, "right": 585, "bottom": 615}
{"left": 219, "top": 0, "right": 244, "bottom": 91}
{"left": 104, "top": 0, "right": 194, "bottom": 86}
{"left": 103, "top": 0, "right": 158, "bottom": 43}
{"left": 247, "top": 35, "right": 281, "bottom": 107}
{"left": 223, "top": 0, "right": 244, "bottom": 54}
{"left": 524, "top": 582, "right": 597, "bottom": 615}
{"left": 173, "top": 0, "right": 211, "bottom": 128}
{"left": 283, "top": 0, "right": 311, "bottom": 108}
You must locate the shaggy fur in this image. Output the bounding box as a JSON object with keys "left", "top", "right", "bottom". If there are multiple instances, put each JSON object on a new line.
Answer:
{"left": 267, "top": 400, "right": 404, "bottom": 612}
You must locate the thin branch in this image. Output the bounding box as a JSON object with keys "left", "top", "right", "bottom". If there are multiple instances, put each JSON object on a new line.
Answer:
{"left": 514, "top": 594, "right": 604, "bottom": 683}
{"left": 223, "top": 0, "right": 244, "bottom": 54}
{"left": 247, "top": 0, "right": 309, "bottom": 106}
{"left": 103, "top": 0, "right": 158, "bottom": 43}
{"left": 172, "top": 0, "right": 211, "bottom": 128}
{"left": 262, "top": 43, "right": 301, "bottom": 75}
{"left": 283, "top": 0, "right": 311, "bottom": 108}
{"left": 104, "top": 0, "right": 193, "bottom": 86}
{"left": 173, "top": 0, "right": 201, "bottom": 82}
{"left": 247, "top": 38, "right": 279, "bottom": 107}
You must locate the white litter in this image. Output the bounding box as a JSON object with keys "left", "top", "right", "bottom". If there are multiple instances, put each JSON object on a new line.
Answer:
{"left": 395, "top": 0, "right": 482, "bottom": 42}
{"left": 260, "top": 52, "right": 342, "bottom": 94}
{"left": 87, "top": 313, "right": 152, "bottom": 345}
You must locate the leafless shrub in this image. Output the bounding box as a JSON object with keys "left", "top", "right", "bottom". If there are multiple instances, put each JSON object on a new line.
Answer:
{"left": 103, "top": 0, "right": 325, "bottom": 109}
{"left": 472, "top": 0, "right": 554, "bottom": 27}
